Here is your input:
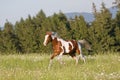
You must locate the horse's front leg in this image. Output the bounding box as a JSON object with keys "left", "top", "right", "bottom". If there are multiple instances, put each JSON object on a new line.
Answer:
{"left": 48, "top": 53, "right": 58, "bottom": 69}
{"left": 57, "top": 52, "right": 65, "bottom": 65}
{"left": 57, "top": 46, "right": 65, "bottom": 65}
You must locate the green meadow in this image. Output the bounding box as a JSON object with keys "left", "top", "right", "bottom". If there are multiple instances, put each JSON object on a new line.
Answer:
{"left": 0, "top": 53, "right": 120, "bottom": 80}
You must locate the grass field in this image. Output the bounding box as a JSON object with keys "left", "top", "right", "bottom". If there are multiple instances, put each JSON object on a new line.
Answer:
{"left": 0, "top": 53, "right": 120, "bottom": 80}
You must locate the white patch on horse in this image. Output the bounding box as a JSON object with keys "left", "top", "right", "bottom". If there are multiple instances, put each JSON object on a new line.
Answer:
{"left": 69, "top": 41, "right": 74, "bottom": 49}
{"left": 57, "top": 38, "right": 74, "bottom": 53}
{"left": 43, "top": 35, "right": 49, "bottom": 46}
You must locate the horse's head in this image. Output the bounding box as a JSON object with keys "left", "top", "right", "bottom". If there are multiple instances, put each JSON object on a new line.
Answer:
{"left": 43, "top": 32, "right": 52, "bottom": 46}
{"left": 43, "top": 32, "right": 57, "bottom": 46}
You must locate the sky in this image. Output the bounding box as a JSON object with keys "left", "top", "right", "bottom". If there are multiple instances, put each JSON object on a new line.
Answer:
{"left": 0, "top": 0, "right": 115, "bottom": 27}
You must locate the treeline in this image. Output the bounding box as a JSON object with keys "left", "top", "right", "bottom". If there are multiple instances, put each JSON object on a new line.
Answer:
{"left": 0, "top": 2, "right": 120, "bottom": 54}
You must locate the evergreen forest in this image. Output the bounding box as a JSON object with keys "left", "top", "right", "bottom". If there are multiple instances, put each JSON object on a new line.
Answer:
{"left": 0, "top": 2, "right": 120, "bottom": 54}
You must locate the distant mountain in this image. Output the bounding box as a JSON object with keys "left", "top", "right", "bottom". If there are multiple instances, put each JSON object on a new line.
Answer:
{"left": 65, "top": 12, "right": 94, "bottom": 22}
{"left": 65, "top": 7, "right": 118, "bottom": 23}
{"left": 0, "top": 27, "right": 4, "bottom": 30}
{"left": 109, "top": 7, "right": 118, "bottom": 18}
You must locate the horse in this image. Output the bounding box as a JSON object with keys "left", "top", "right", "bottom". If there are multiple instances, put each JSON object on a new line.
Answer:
{"left": 43, "top": 32, "right": 91, "bottom": 68}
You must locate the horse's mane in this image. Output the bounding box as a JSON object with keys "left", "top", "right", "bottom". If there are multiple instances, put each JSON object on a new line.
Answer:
{"left": 51, "top": 32, "right": 61, "bottom": 38}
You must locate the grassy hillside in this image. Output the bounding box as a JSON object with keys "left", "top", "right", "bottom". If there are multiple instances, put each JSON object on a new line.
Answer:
{"left": 0, "top": 53, "right": 120, "bottom": 80}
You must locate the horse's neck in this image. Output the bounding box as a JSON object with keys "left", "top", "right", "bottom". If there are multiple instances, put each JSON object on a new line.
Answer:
{"left": 51, "top": 36, "right": 58, "bottom": 46}
{"left": 51, "top": 36, "right": 64, "bottom": 46}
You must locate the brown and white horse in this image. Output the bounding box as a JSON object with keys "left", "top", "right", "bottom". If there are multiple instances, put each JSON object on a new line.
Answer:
{"left": 43, "top": 32, "right": 91, "bottom": 68}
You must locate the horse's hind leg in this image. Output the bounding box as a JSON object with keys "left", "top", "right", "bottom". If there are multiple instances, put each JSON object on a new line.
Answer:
{"left": 70, "top": 53, "right": 78, "bottom": 65}
{"left": 77, "top": 43, "right": 86, "bottom": 63}
{"left": 73, "top": 56, "right": 78, "bottom": 65}
{"left": 79, "top": 53, "right": 86, "bottom": 63}
{"left": 77, "top": 51, "right": 85, "bottom": 63}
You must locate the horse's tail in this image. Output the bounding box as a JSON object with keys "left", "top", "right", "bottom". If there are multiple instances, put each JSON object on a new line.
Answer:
{"left": 78, "top": 39, "right": 92, "bottom": 51}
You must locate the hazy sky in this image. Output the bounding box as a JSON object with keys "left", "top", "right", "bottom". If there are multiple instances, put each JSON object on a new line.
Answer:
{"left": 0, "top": 0, "right": 115, "bottom": 27}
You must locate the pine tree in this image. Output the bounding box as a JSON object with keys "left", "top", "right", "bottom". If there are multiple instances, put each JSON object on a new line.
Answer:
{"left": 90, "top": 2, "right": 114, "bottom": 53}
{"left": 50, "top": 12, "right": 71, "bottom": 39}
{"left": 0, "top": 28, "right": 4, "bottom": 53}
{"left": 113, "top": 11, "right": 120, "bottom": 51}
{"left": 34, "top": 9, "right": 46, "bottom": 27}
{"left": 92, "top": 3, "right": 97, "bottom": 16}
{"left": 112, "top": 0, "right": 120, "bottom": 10}
{"left": 2, "top": 21, "right": 20, "bottom": 53}
{"left": 15, "top": 15, "right": 40, "bottom": 53}
{"left": 70, "top": 15, "right": 87, "bottom": 40}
